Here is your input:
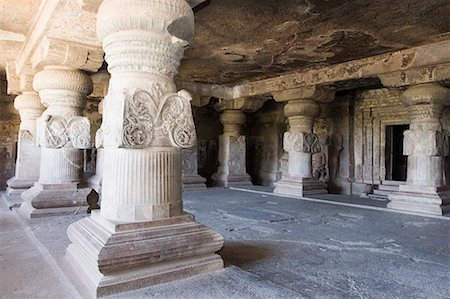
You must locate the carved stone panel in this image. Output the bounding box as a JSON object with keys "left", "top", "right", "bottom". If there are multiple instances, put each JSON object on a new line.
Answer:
{"left": 228, "top": 136, "right": 246, "bottom": 174}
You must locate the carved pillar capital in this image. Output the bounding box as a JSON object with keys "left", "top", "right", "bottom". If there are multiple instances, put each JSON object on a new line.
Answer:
{"left": 402, "top": 83, "right": 450, "bottom": 131}
{"left": 219, "top": 109, "right": 246, "bottom": 136}
{"left": 284, "top": 99, "right": 320, "bottom": 133}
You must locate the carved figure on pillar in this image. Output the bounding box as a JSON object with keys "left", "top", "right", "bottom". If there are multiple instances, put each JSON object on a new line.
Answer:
{"left": 66, "top": 1, "right": 223, "bottom": 296}
{"left": 388, "top": 83, "right": 450, "bottom": 215}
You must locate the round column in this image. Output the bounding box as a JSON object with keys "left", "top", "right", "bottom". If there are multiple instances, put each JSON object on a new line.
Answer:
{"left": 33, "top": 66, "right": 93, "bottom": 184}
{"left": 401, "top": 83, "right": 450, "bottom": 188}
{"left": 284, "top": 99, "right": 320, "bottom": 178}
{"left": 96, "top": 0, "right": 196, "bottom": 222}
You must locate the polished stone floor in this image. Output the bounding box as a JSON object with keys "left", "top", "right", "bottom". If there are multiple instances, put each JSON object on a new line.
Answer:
{"left": 1, "top": 188, "right": 449, "bottom": 298}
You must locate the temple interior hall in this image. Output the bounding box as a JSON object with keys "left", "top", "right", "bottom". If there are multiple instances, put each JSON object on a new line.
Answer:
{"left": 0, "top": 0, "right": 449, "bottom": 298}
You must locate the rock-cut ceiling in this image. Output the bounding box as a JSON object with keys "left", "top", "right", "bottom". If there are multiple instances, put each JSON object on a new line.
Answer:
{"left": 177, "top": 0, "right": 450, "bottom": 85}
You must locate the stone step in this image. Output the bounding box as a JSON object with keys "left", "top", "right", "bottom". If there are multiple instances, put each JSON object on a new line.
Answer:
{"left": 377, "top": 184, "right": 400, "bottom": 192}
{"left": 382, "top": 180, "right": 406, "bottom": 186}
{"left": 373, "top": 189, "right": 392, "bottom": 196}
{"left": 368, "top": 194, "right": 389, "bottom": 201}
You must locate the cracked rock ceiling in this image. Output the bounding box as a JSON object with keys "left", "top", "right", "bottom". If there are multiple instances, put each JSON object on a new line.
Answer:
{"left": 178, "top": 0, "right": 450, "bottom": 85}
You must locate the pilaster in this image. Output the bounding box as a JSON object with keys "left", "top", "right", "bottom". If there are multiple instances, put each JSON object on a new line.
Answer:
{"left": 66, "top": 1, "right": 223, "bottom": 296}
{"left": 388, "top": 83, "right": 450, "bottom": 215}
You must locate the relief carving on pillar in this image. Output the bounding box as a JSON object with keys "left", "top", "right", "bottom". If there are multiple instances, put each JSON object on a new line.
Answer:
{"left": 228, "top": 136, "right": 246, "bottom": 174}
{"left": 181, "top": 148, "right": 197, "bottom": 176}
{"left": 37, "top": 115, "right": 91, "bottom": 149}
{"left": 19, "top": 130, "right": 34, "bottom": 143}
{"left": 117, "top": 88, "right": 196, "bottom": 149}
{"left": 284, "top": 131, "right": 322, "bottom": 153}
{"left": 403, "top": 127, "right": 445, "bottom": 156}
{"left": 283, "top": 132, "right": 303, "bottom": 152}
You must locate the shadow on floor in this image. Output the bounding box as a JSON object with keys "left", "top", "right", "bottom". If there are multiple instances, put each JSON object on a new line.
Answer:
{"left": 219, "top": 240, "right": 275, "bottom": 267}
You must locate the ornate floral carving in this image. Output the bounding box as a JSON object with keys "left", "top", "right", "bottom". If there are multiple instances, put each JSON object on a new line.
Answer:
{"left": 284, "top": 131, "right": 321, "bottom": 153}
{"left": 283, "top": 132, "right": 303, "bottom": 152}
{"left": 123, "top": 90, "right": 154, "bottom": 148}
{"left": 162, "top": 90, "right": 196, "bottom": 148}
{"left": 120, "top": 88, "right": 196, "bottom": 149}
{"left": 303, "top": 133, "right": 321, "bottom": 153}
{"left": 37, "top": 115, "right": 91, "bottom": 149}
{"left": 68, "top": 117, "right": 91, "bottom": 149}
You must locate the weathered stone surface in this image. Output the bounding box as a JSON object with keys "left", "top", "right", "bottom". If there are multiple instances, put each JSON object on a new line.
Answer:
{"left": 66, "top": 211, "right": 224, "bottom": 297}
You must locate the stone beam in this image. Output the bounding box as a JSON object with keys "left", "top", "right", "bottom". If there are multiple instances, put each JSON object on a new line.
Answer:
{"left": 180, "top": 40, "right": 450, "bottom": 99}
{"left": 16, "top": 0, "right": 103, "bottom": 74}
{"left": 272, "top": 86, "right": 336, "bottom": 103}
{"left": 214, "top": 97, "right": 267, "bottom": 113}
{"left": 379, "top": 63, "right": 450, "bottom": 87}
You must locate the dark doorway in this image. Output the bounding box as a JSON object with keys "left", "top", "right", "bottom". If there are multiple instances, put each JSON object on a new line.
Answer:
{"left": 385, "top": 124, "right": 409, "bottom": 181}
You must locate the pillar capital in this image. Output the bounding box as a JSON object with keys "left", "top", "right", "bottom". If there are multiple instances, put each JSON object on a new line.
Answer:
{"left": 97, "top": 0, "right": 194, "bottom": 77}
{"left": 402, "top": 83, "right": 450, "bottom": 131}
{"left": 214, "top": 97, "right": 266, "bottom": 113}
{"left": 402, "top": 83, "right": 450, "bottom": 107}
{"left": 272, "top": 85, "right": 335, "bottom": 103}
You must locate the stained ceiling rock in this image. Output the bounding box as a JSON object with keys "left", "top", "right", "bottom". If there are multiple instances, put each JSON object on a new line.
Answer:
{"left": 177, "top": 0, "right": 450, "bottom": 85}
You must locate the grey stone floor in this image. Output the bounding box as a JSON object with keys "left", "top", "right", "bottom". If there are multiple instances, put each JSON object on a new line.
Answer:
{"left": 1, "top": 188, "right": 449, "bottom": 299}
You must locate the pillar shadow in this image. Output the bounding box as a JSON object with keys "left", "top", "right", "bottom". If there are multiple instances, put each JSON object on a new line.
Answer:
{"left": 218, "top": 240, "right": 275, "bottom": 267}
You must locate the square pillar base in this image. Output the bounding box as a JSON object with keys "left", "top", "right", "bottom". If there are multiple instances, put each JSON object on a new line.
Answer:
{"left": 66, "top": 211, "right": 224, "bottom": 297}
{"left": 6, "top": 177, "right": 36, "bottom": 196}
{"left": 274, "top": 177, "right": 328, "bottom": 197}
{"left": 388, "top": 185, "right": 450, "bottom": 215}
{"left": 182, "top": 174, "right": 207, "bottom": 191}
{"left": 18, "top": 182, "right": 91, "bottom": 219}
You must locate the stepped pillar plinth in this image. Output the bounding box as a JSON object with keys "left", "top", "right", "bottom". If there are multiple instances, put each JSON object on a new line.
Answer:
{"left": 66, "top": 1, "right": 223, "bottom": 296}
{"left": 6, "top": 73, "right": 45, "bottom": 196}
{"left": 388, "top": 83, "right": 450, "bottom": 215}
{"left": 18, "top": 66, "right": 94, "bottom": 218}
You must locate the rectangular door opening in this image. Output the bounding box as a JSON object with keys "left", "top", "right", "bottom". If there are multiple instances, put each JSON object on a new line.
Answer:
{"left": 385, "top": 124, "right": 409, "bottom": 181}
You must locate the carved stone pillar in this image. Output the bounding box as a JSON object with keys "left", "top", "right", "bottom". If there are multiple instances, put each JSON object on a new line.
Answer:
{"left": 257, "top": 108, "right": 284, "bottom": 186}
{"left": 388, "top": 83, "right": 450, "bottom": 215}
{"left": 273, "top": 99, "right": 328, "bottom": 196}
{"left": 66, "top": 1, "right": 223, "bottom": 296}
{"left": 18, "top": 66, "right": 93, "bottom": 218}
{"left": 182, "top": 146, "right": 207, "bottom": 190}
{"left": 88, "top": 97, "right": 104, "bottom": 195}
{"left": 6, "top": 74, "right": 44, "bottom": 196}
{"left": 212, "top": 109, "right": 252, "bottom": 187}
